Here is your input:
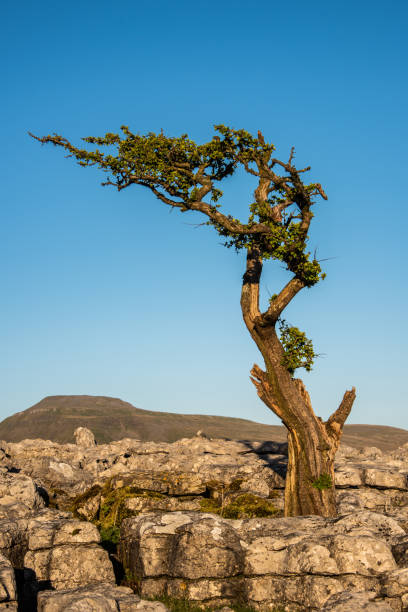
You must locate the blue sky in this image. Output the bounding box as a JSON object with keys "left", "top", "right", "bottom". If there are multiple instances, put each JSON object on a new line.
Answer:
{"left": 1, "top": 0, "right": 407, "bottom": 429}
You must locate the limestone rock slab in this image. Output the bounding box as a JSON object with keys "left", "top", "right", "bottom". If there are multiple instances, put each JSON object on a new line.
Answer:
{"left": 0, "top": 472, "right": 44, "bottom": 518}
{"left": 25, "top": 544, "right": 114, "bottom": 590}
{"left": 37, "top": 583, "right": 168, "bottom": 612}
{"left": 364, "top": 469, "right": 407, "bottom": 491}
{"left": 23, "top": 515, "right": 114, "bottom": 591}
{"left": 120, "top": 511, "right": 403, "bottom": 610}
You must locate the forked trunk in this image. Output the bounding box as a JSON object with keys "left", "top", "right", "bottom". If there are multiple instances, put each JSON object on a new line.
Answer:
{"left": 251, "top": 360, "right": 354, "bottom": 517}
{"left": 241, "top": 248, "right": 356, "bottom": 517}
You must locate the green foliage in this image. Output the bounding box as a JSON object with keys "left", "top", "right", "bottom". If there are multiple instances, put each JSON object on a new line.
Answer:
{"left": 69, "top": 484, "right": 101, "bottom": 520}
{"left": 98, "top": 485, "right": 146, "bottom": 529}
{"left": 222, "top": 494, "right": 279, "bottom": 519}
{"left": 214, "top": 215, "right": 324, "bottom": 286}
{"left": 31, "top": 125, "right": 327, "bottom": 288}
{"left": 99, "top": 525, "right": 120, "bottom": 554}
{"left": 100, "top": 525, "right": 120, "bottom": 546}
{"left": 200, "top": 493, "right": 278, "bottom": 519}
{"left": 311, "top": 473, "right": 333, "bottom": 491}
{"left": 33, "top": 126, "right": 238, "bottom": 204}
{"left": 278, "top": 319, "right": 319, "bottom": 375}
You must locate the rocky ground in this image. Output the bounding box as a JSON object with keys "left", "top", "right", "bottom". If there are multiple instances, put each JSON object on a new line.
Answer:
{"left": 1, "top": 426, "right": 408, "bottom": 610}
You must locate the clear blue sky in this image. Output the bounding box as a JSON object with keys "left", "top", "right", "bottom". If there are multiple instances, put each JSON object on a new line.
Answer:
{"left": 1, "top": 1, "right": 407, "bottom": 429}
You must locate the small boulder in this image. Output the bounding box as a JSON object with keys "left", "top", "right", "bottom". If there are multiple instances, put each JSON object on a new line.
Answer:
{"left": 74, "top": 427, "right": 96, "bottom": 448}
{"left": 24, "top": 514, "right": 115, "bottom": 591}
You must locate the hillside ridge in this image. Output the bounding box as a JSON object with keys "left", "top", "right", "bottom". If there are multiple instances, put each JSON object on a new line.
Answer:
{"left": 0, "top": 394, "right": 407, "bottom": 451}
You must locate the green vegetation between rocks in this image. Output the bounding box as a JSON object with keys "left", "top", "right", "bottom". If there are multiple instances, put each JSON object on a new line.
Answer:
{"left": 200, "top": 493, "right": 278, "bottom": 519}
{"left": 70, "top": 484, "right": 102, "bottom": 518}
{"left": 69, "top": 477, "right": 280, "bottom": 553}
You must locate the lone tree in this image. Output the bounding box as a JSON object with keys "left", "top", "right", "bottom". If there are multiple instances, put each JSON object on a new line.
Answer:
{"left": 31, "top": 125, "right": 356, "bottom": 517}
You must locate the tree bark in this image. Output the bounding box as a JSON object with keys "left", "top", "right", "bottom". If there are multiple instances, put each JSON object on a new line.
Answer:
{"left": 241, "top": 249, "right": 356, "bottom": 517}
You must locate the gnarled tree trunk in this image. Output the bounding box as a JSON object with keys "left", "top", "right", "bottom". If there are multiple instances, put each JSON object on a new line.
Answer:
{"left": 241, "top": 249, "right": 356, "bottom": 517}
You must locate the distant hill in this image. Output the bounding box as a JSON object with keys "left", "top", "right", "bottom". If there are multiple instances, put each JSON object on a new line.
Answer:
{"left": 0, "top": 395, "right": 407, "bottom": 452}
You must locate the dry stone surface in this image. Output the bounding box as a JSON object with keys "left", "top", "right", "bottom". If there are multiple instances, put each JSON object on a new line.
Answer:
{"left": 74, "top": 426, "right": 96, "bottom": 448}
{"left": 23, "top": 512, "right": 115, "bottom": 590}
{"left": 1, "top": 430, "right": 408, "bottom": 609}
{"left": 0, "top": 471, "right": 45, "bottom": 521}
{"left": 37, "top": 583, "right": 168, "bottom": 612}
{"left": 119, "top": 511, "right": 408, "bottom": 609}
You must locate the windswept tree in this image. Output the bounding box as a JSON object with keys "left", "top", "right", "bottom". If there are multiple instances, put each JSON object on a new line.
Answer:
{"left": 31, "top": 126, "right": 356, "bottom": 517}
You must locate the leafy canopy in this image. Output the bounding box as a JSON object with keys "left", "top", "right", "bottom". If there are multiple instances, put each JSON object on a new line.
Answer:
{"left": 31, "top": 125, "right": 327, "bottom": 374}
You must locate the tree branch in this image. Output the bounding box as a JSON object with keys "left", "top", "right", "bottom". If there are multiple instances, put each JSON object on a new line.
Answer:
{"left": 250, "top": 364, "right": 286, "bottom": 421}
{"left": 261, "top": 277, "right": 305, "bottom": 324}
{"left": 325, "top": 387, "right": 356, "bottom": 438}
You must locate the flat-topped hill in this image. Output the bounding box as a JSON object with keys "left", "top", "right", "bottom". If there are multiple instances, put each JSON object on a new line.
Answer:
{"left": 0, "top": 394, "right": 407, "bottom": 451}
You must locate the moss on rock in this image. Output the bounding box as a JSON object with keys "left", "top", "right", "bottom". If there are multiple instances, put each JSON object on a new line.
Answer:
{"left": 200, "top": 493, "right": 278, "bottom": 519}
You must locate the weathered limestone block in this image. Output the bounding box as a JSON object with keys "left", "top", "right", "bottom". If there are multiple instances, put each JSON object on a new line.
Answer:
{"left": 364, "top": 468, "right": 407, "bottom": 490}
{"left": 0, "top": 472, "right": 45, "bottom": 517}
{"left": 120, "top": 512, "right": 196, "bottom": 578}
{"left": 246, "top": 575, "right": 345, "bottom": 609}
{"left": 329, "top": 535, "right": 396, "bottom": 575}
{"left": 337, "top": 489, "right": 408, "bottom": 515}
{"left": 170, "top": 518, "right": 244, "bottom": 579}
{"left": 24, "top": 515, "right": 114, "bottom": 590}
{"left": 0, "top": 554, "right": 17, "bottom": 610}
{"left": 244, "top": 537, "right": 289, "bottom": 575}
{"left": 25, "top": 545, "right": 114, "bottom": 590}
{"left": 119, "top": 511, "right": 403, "bottom": 610}
{"left": 74, "top": 427, "right": 96, "bottom": 448}
{"left": 286, "top": 539, "right": 340, "bottom": 574}
{"left": 167, "top": 577, "right": 245, "bottom": 604}
{"left": 0, "top": 518, "right": 27, "bottom": 568}
{"left": 240, "top": 462, "right": 286, "bottom": 491}
{"left": 48, "top": 461, "right": 75, "bottom": 480}
{"left": 247, "top": 576, "right": 381, "bottom": 608}
{"left": 332, "top": 511, "right": 405, "bottom": 541}
{"left": 335, "top": 465, "right": 363, "bottom": 487}
{"left": 110, "top": 472, "right": 207, "bottom": 496}
{"left": 243, "top": 532, "right": 395, "bottom": 578}
{"left": 26, "top": 515, "right": 100, "bottom": 550}
{"left": 124, "top": 496, "right": 201, "bottom": 514}
{"left": 120, "top": 512, "right": 244, "bottom": 581}
{"left": 336, "top": 445, "right": 363, "bottom": 459}
{"left": 321, "top": 590, "right": 394, "bottom": 611}
{"left": 37, "top": 583, "right": 169, "bottom": 612}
